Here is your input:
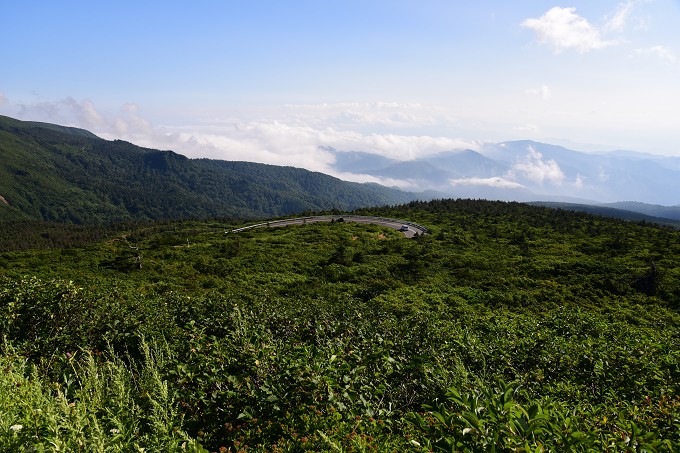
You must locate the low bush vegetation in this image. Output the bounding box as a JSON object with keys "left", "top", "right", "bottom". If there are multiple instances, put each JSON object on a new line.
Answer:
{"left": 1, "top": 199, "right": 678, "bottom": 451}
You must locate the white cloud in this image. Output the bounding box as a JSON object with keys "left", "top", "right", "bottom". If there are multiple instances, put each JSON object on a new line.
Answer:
{"left": 521, "top": 7, "right": 617, "bottom": 53}
{"left": 574, "top": 173, "right": 585, "bottom": 189}
{"left": 525, "top": 84, "right": 552, "bottom": 100}
{"left": 0, "top": 92, "right": 7, "bottom": 106}
{"left": 631, "top": 45, "right": 677, "bottom": 63}
{"left": 159, "top": 120, "right": 339, "bottom": 172}
{"left": 332, "top": 171, "right": 422, "bottom": 190}
{"left": 8, "top": 97, "right": 482, "bottom": 182}
{"left": 161, "top": 102, "right": 480, "bottom": 166}
{"left": 161, "top": 119, "right": 479, "bottom": 174}
{"left": 604, "top": 0, "right": 643, "bottom": 32}
{"left": 116, "top": 102, "right": 153, "bottom": 135}
{"left": 72, "top": 98, "right": 105, "bottom": 129}
{"left": 507, "top": 146, "right": 565, "bottom": 185}
{"left": 449, "top": 177, "right": 525, "bottom": 190}
{"left": 17, "top": 97, "right": 106, "bottom": 130}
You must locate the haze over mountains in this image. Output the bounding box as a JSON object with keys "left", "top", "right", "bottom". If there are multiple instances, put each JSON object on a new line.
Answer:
{"left": 325, "top": 141, "right": 680, "bottom": 207}
{"left": 2, "top": 114, "right": 680, "bottom": 225}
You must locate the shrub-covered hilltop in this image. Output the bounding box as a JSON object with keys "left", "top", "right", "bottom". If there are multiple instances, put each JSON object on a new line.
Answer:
{"left": 1, "top": 199, "right": 679, "bottom": 452}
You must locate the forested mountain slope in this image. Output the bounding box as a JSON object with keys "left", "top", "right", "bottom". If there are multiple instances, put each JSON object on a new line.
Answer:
{"left": 0, "top": 115, "right": 417, "bottom": 223}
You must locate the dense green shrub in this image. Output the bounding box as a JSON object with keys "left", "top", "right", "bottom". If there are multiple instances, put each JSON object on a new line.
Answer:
{"left": 1, "top": 199, "right": 679, "bottom": 450}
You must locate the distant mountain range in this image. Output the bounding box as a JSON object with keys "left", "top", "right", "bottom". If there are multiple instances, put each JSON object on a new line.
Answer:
{"left": 0, "top": 115, "right": 418, "bottom": 223}
{"left": 2, "top": 114, "right": 679, "bottom": 226}
{"left": 528, "top": 201, "right": 680, "bottom": 228}
{"left": 324, "top": 141, "right": 680, "bottom": 207}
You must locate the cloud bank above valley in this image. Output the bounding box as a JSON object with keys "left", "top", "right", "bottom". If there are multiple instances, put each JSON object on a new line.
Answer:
{"left": 4, "top": 93, "right": 680, "bottom": 205}
{"left": 3, "top": 96, "right": 484, "bottom": 186}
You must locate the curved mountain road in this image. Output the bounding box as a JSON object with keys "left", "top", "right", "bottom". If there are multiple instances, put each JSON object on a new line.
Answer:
{"left": 230, "top": 215, "right": 428, "bottom": 238}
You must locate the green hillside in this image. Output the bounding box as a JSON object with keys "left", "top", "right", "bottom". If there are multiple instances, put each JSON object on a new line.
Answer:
{"left": 0, "top": 115, "right": 416, "bottom": 223}
{"left": 529, "top": 201, "right": 680, "bottom": 228}
{"left": 1, "top": 199, "right": 678, "bottom": 451}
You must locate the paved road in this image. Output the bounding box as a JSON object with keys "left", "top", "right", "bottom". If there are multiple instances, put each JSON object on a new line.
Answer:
{"left": 230, "top": 215, "right": 428, "bottom": 238}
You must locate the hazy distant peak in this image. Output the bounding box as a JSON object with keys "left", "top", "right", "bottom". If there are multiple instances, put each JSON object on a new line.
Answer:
{"left": 325, "top": 140, "right": 680, "bottom": 206}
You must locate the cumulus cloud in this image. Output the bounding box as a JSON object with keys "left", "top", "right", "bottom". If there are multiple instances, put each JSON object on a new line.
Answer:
{"left": 522, "top": 7, "right": 617, "bottom": 53}
{"left": 159, "top": 120, "right": 339, "bottom": 172}
{"left": 631, "top": 45, "right": 677, "bottom": 63}
{"left": 449, "top": 177, "right": 525, "bottom": 190}
{"left": 16, "top": 97, "right": 107, "bottom": 131}
{"left": 507, "top": 146, "right": 565, "bottom": 185}
{"left": 113, "top": 102, "right": 153, "bottom": 135}
{"left": 161, "top": 118, "right": 479, "bottom": 175}
{"left": 18, "top": 97, "right": 97, "bottom": 129}
{"left": 72, "top": 98, "right": 105, "bottom": 129}
{"left": 573, "top": 173, "right": 585, "bottom": 190}
{"left": 159, "top": 102, "right": 479, "bottom": 167}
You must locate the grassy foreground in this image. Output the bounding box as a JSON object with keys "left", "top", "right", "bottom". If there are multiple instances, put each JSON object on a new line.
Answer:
{"left": 1, "top": 199, "right": 679, "bottom": 451}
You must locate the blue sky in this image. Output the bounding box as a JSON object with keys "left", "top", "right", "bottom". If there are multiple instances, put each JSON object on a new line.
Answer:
{"left": 2, "top": 1, "right": 679, "bottom": 178}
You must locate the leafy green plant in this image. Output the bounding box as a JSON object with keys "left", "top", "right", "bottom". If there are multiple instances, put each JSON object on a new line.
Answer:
{"left": 1, "top": 199, "right": 679, "bottom": 450}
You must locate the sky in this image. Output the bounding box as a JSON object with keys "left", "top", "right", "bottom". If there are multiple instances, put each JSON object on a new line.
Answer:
{"left": 2, "top": 0, "right": 679, "bottom": 180}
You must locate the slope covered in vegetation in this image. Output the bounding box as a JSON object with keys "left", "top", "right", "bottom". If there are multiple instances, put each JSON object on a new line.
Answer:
{"left": 0, "top": 115, "right": 416, "bottom": 223}
{"left": 1, "top": 199, "right": 679, "bottom": 451}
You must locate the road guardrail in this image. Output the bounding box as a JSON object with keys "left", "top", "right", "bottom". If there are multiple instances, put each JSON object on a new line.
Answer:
{"left": 230, "top": 215, "right": 429, "bottom": 236}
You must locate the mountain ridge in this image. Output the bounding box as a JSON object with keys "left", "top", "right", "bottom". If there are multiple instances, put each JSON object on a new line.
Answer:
{"left": 0, "top": 115, "right": 420, "bottom": 223}
{"left": 326, "top": 140, "right": 680, "bottom": 206}
{"left": 3, "top": 114, "right": 679, "bottom": 226}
